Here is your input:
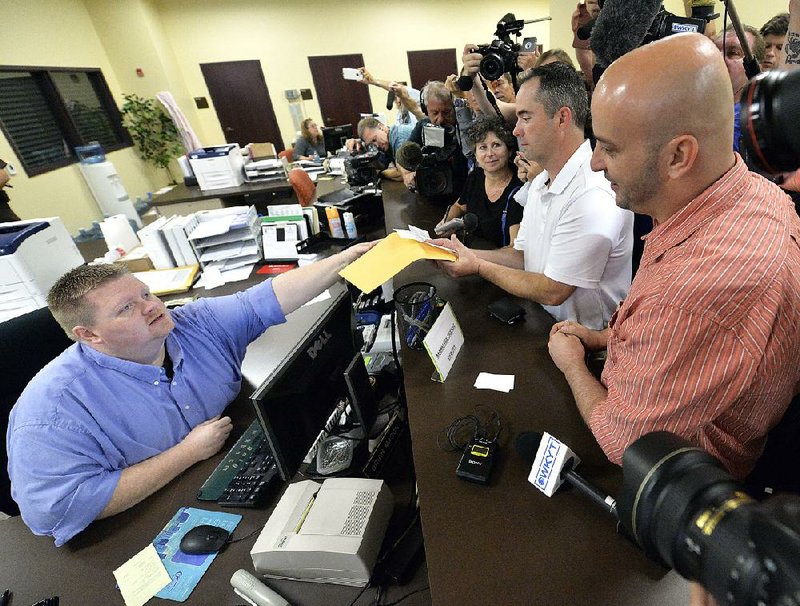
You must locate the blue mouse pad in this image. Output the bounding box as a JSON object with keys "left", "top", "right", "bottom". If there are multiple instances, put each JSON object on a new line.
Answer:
{"left": 151, "top": 506, "right": 242, "bottom": 602}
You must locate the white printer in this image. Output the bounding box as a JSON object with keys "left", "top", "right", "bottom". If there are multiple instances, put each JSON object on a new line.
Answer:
{"left": 0, "top": 218, "right": 84, "bottom": 322}
{"left": 250, "top": 478, "right": 393, "bottom": 587}
{"left": 188, "top": 144, "right": 246, "bottom": 191}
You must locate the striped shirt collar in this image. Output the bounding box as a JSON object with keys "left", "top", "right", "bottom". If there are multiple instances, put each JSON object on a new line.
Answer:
{"left": 642, "top": 154, "right": 746, "bottom": 264}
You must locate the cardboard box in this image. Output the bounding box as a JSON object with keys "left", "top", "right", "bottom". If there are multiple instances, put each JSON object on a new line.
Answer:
{"left": 249, "top": 142, "right": 277, "bottom": 160}
{"left": 119, "top": 246, "right": 154, "bottom": 272}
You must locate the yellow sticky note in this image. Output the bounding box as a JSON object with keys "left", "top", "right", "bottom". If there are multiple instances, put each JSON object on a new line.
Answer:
{"left": 339, "top": 232, "right": 456, "bottom": 293}
{"left": 113, "top": 544, "right": 171, "bottom": 606}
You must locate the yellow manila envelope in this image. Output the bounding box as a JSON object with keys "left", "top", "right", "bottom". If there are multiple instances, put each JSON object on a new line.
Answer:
{"left": 339, "top": 232, "right": 456, "bottom": 293}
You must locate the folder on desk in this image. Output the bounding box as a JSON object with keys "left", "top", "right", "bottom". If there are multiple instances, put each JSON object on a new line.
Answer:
{"left": 339, "top": 232, "right": 456, "bottom": 293}
{"left": 133, "top": 265, "right": 199, "bottom": 295}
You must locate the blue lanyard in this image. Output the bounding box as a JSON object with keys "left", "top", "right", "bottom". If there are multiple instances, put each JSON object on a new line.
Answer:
{"left": 501, "top": 185, "right": 522, "bottom": 247}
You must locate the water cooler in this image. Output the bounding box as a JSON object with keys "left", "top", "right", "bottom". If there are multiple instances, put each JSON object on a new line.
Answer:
{"left": 76, "top": 143, "right": 142, "bottom": 227}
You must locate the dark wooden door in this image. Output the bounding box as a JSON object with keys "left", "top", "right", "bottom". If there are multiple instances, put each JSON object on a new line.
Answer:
{"left": 407, "top": 49, "right": 458, "bottom": 90}
{"left": 308, "top": 54, "right": 372, "bottom": 134}
{"left": 199, "top": 60, "right": 284, "bottom": 151}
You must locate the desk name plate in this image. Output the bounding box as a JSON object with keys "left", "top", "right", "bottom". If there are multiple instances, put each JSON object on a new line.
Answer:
{"left": 422, "top": 302, "right": 464, "bottom": 382}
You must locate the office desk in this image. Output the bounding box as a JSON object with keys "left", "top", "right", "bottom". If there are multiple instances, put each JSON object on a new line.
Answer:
{"left": 379, "top": 182, "right": 689, "bottom": 605}
{"left": 152, "top": 180, "right": 293, "bottom": 208}
{"left": 0, "top": 275, "right": 429, "bottom": 605}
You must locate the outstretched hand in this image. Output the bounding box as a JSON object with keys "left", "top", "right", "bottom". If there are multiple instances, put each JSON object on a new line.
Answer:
{"left": 428, "top": 234, "right": 480, "bottom": 277}
{"left": 340, "top": 240, "right": 379, "bottom": 265}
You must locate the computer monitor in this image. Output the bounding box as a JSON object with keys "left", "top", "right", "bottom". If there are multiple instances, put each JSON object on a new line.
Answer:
{"left": 250, "top": 290, "right": 357, "bottom": 481}
{"left": 322, "top": 124, "right": 353, "bottom": 155}
{"left": 344, "top": 353, "right": 378, "bottom": 435}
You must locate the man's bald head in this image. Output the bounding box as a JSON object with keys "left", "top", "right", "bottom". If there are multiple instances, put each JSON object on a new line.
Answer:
{"left": 597, "top": 33, "right": 733, "bottom": 152}
{"left": 590, "top": 34, "right": 736, "bottom": 221}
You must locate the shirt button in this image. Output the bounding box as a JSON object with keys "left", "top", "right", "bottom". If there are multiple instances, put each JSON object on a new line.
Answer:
{"left": 184, "top": 405, "right": 190, "bottom": 410}
{"left": 154, "top": 380, "right": 159, "bottom": 385}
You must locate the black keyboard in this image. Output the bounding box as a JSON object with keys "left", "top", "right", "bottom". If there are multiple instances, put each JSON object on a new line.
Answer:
{"left": 197, "top": 419, "right": 280, "bottom": 508}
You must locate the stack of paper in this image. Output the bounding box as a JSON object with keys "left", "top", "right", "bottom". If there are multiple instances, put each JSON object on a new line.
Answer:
{"left": 136, "top": 215, "right": 199, "bottom": 270}
{"left": 187, "top": 206, "right": 261, "bottom": 284}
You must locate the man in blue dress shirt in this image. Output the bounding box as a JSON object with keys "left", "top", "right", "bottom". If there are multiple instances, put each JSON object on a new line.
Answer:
{"left": 6, "top": 243, "right": 372, "bottom": 546}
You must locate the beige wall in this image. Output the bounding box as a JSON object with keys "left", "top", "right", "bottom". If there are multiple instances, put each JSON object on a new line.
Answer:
{"left": 153, "top": 0, "right": 550, "bottom": 148}
{"left": 3, "top": 0, "right": 160, "bottom": 234}
{"left": 2, "top": 0, "right": 792, "bottom": 234}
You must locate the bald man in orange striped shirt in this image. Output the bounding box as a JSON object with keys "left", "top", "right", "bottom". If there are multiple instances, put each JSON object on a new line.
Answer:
{"left": 547, "top": 33, "right": 800, "bottom": 480}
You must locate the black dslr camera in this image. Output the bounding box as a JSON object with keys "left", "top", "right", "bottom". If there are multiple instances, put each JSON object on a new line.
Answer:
{"left": 474, "top": 13, "right": 526, "bottom": 83}
{"left": 344, "top": 150, "right": 382, "bottom": 187}
{"left": 619, "top": 432, "right": 800, "bottom": 606}
{"left": 415, "top": 124, "right": 459, "bottom": 197}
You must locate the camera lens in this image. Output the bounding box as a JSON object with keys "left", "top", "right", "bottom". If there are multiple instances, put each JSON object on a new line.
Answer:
{"left": 740, "top": 69, "right": 800, "bottom": 174}
{"left": 619, "top": 433, "right": 739, "bottom": 570}
{"left": 619, "top": 433, "right": 776, "bottom": 605}
{"left": 480, "top": 53, "right": 506, "bottom": 82}
{"left": 416, "top": 166, "right": 452, "bottom": 197}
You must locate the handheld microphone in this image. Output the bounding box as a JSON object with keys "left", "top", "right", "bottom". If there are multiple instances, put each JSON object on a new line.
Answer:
{"left": 590, "top": 0, "right": 663, "bottom": 68}
{"left": 435, "top": 217, "right": 464, "bottom": 235}
{"left": 434, "top": 213, "right": 478, "bottom": 236}
{"left": 386, "top": 90, "right": 396, "bottom": 111}
{"left": 576, "top": 17, "right": 597, "bottom": 41}
{"left": 457, "top": 74, "right": 474, "bottom": 92}
{"left": 516, "top": 431, "right": 617, "bottom": 518}
{"left": 395, "top": 141, "right": 423, "bottom": 171}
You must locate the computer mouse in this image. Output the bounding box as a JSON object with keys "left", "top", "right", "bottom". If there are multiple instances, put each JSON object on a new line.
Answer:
{"left": 179, "top": 524, "right": 231, "bottom": 555}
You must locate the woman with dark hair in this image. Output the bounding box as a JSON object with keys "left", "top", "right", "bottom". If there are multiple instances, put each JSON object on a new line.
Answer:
{"left": 293, "top": 118, "right": 326, "bottom": 160}
{"left": 437, "top": 116, "right": 523, "bottom": 247}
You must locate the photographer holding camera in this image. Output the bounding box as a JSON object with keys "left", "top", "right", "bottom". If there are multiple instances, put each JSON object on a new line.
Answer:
{"left": 345, "top": 117, "right": 414, "bottom": 182}
{"left": 396, "top": 80, "right": 470, "bottom": 203}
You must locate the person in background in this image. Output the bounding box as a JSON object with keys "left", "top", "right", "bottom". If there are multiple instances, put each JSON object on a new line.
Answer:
{"left": 488, "top": 74, "right": 516, "bottom": 103}
{"left": 7, "top": 241, "right": 376, "bottom": 546}
{"left": 437, "top": 116, "right": 523, "bottom": 248}
{"left": 759, "top": 12, "right": 790, "bottom": 71}
{"left": 347, "top": 117, "right": 414, "bottom": 181}
{"left": 401, "top": 80, "right": 470, "bottom": 201}
{"left": 535, "top": 49, "right": 575, "bottom": 69}
{"left": 0, "top": 159, "right": 20, "bottom": 223}
{"left": 357, "top": 67, "right": 421, "bottom": 126}
{"left": 713, "top": 24, "right": 765, "bottom": 152}
{"left": 293, "top": 118, "right": 326, "bottom": 160}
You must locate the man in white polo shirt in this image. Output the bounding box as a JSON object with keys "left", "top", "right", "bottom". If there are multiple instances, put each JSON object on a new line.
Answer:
{"left": 432, "top": 63, "right": 632, "bottom": 329}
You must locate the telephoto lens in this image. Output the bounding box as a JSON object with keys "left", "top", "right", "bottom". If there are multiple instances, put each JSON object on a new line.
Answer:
{"left": 740, "top": 69, "right": 800, "bottom": 174}
{"left": 618, "top": 432, "right": 800, "bottom": 606}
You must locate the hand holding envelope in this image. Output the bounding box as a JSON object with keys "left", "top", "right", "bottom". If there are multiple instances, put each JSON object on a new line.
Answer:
{"left": 339, "top": 229, "right": 456, "bottom": 293}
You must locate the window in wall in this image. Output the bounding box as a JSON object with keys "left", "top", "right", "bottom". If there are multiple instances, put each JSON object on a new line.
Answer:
{"left": 0, "top": 67, "right": 130, "bottom": 177}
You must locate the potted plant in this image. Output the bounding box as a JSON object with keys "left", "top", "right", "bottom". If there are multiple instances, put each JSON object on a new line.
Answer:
{"left": 120, "top": 93, "right": 183, "bottom": 184}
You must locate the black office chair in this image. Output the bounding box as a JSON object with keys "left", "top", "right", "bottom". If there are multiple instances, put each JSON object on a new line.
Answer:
{"left": 745, "top": 394, "right": 800, "bottom": 497}
{"left": 0, "top": 307, "right": 73, "bottom": 516}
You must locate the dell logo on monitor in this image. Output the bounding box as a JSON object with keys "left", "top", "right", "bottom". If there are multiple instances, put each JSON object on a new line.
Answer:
{"left": 307, "top": 330, "right": 332, "bottom": 360}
